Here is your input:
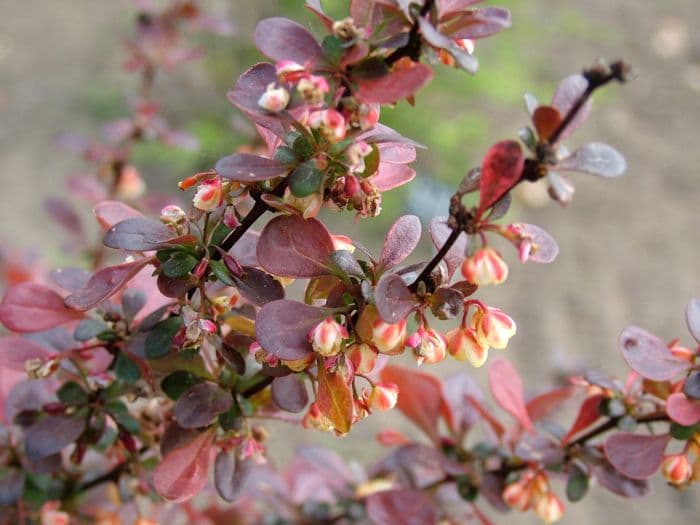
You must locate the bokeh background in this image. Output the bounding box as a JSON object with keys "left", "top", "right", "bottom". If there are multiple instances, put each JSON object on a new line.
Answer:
{"left": 1, "top": 0, "right": 699, "bottom": 523}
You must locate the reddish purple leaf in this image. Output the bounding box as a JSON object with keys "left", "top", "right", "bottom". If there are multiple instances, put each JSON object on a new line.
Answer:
{"left": 45, "top": 197, "right": 82, "bottom": 235}
{"left": 358, "top": 124, "right": 425, "bottom": 149}
{"left": 153, "top": 428, "right": 215, "bottom": 503}
{"left": 477, "top": 140, "right": 524, "bottom": 215}
{"left": 377, "top": 143, "right": 417, "bottom": 164}
{"left": 175, "top": 382, "right": 233, "bottom": 429}
{"left": 371, "top": 162, "right": 416, "bottom": 191}
{"left": 316, "top": 363, "right": 353, "bottom": 434}
{"left": 685, "top": 298, "right": 700, "bottom": 343}
{"left": 429, "top": 217, "right": 468, "bottom": 279}
{"left": 517, "top": 223, "right": 559, "bottom": 263}
{"left": 592, "top": 459, "right": 650, "bottom": 498}
{"left": 366, "top": 489, "right": 437, "bottom": 525}
{"left": 271, "top": 374, "right": 308, "bottom": 413}
{"left": 488, "top": 358, "right": 534, "bottom": 433}
{"left": 532, "top": 106, "right": 562, "bottom": 142}
{"left": 64, "top": 257, "right": 154, "bottom": 311}
{"left": 604, "top": 432, "right": 670, "bottom": 480}
{"left": 375, "top": 273, "right": 417, "bottom": 323}
{"left": 444, "top": 7, "right": 512, "bottom": 39}
{"left": 526, "top": 387, "right": 574, "bottom": 422}
{"left": 51, "top": 267, "right": 91, "bottom": 292}
{"left": 0, "top": 283, "right": 83, "bottom": 333}
{"left": 551, "top": 74, "right": 591, "bottom": 142}
{"left": 666, "top": 392, "right": 700, "bottom": 426}
{"left": 257, "top": 214, "right": 334, "bottom": 278}
{"left": 229, "top": 230, "right": 260, "bottom": 267}
{"left": 442, "top": 373, "right": 484, "bottom": 434}
{"left": 214, "top": 451, "right": 252, "bottom": 503}
{"left": 215, "top": 153, "right": 288, "bottom": 182}
{"left": 232, "top": 267, "right": 285, "bottom": 307}
{"left": 562, "top": 394, "right": 604, "bottom": 444}
{"left": 256, "top": 300, "right": 329, "bottom": 360}
{"left": 356, "top": 62, "right": 434, "bottom": 104}
{"left": 254, "top": 17, "right": 324, "bottom": 66}
{"left": 103, "top": 218, "right": 196, "bottom": 252}
{"left": 0, "top": 336, "right": 48, "bottom": 371}
{"left": 25, "top": 414, "right": 86, "bottom": 461}
{"left": 379, "top": 215, "right": 422, "bottom": 269}
{"left": 93, "top": 200, "right": 143, "bottom": 229}
{"left": 619, "top": 326, "right": 691, "bottom": 381}
{"left": 557, "top": 143, "right": 626, "bottom": 178}
{"left": 417, "top": 17, "right": 477, "bottom": 73}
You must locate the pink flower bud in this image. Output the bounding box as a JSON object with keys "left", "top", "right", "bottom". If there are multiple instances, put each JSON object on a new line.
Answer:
{"left": 193, "top": 177, "right": 223, "bottom": 211}
{"left": 366, "top": 382, "right": 399, "bottom": 412}
{"left": 471, "top": 307, "right": 516, "bottom": 350}
{"left": 461, "top": 247, "right": 509, "bottom": 285}
{"left": 456, "top": 38, "right": 475, "bottom": 54}
{"left": 258, "top": 82, "right": 290, "bottom": 112}
{"left": 358, "top": 103, "right": 380, "bottom": 130}
{"left": 115, "top": 165, "right": 146, "bottom": 200}
{"left": 192, "top": 258, "right": 209, "bottom": 278}
{"left": 347, "top": 343, "right": 378, "bottom": 374}
{"left": 331, "top": 234, "right": 355, "bottom": 253}
{"left": 199, "top": 319, "right": 217, "bottom": 334}
{"left": 662, "top": 454, "right": 692, "bottom": 485}
{"left": 446, "top": 326, "right": 490, "bottom": 367}
{"left": 409, "top": 327, "right": 447, "bottom": 365}
{"left": 308, "top": 109, "right": 347, "bottom": 142}
{"left": 371, "top": 318, "right": 407, "bottom": 355}
{"left": 502, "top": 479, "right": 533, "bottom": 511}
{"left": 276, "top": 60, "right": 307, "bottom": 83}
{"left": 309, "top": 317, "right": 348, "bottom": 357}
{"left": 160, "top": 204, "right": 187, "bottom": 225}
{"left": 40, "top": 502, "right": 70, "bottom": 525}
{"left": 344, "top": 175, "right": 362, "bottom": 197}
{"left": 535, "top": 492, "right": 564, "bottom": 524}
{"left": 223, "top": 205, "right": 240, "bottom": 228}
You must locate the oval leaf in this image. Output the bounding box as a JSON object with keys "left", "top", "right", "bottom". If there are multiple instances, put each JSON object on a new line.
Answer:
{"left": 562, "top": 394, "right": 604, "bottom": 444}
{"left": 488, "top": 358, "right": 534, "bottom": 433}
{"left": 256, "top": 300, "right": 330, "bottom": 360}
{"left": 379, "top": 215, "right": 422, "bottom": 269}
{"left": 356, "top": 62, "right": 434, "bottom": 104}
{"left": 175, "top": 382, "right": 233, "bottom": 429}
{"left": 375, "top": 272, "right": 417, "bottom": 323}
{"left": 686, "top": 298, "right": 700, "bottom": 343}
{"left": 214, "top": 451, "right": 253, "bottom": 503}
{"left": 254, "top": 17, "right": 324, "bottom": 66}
{"left": 0, "top": 283, "right": 83, "bottom": 332}
{"left": 666, "top": 392, "right": 700, "bottom": 426}
{"left": 0, "top": 336, "right": 48, "bottom": 371}
{"left": 316, "top": 363, "right": 353, "bottom": 434}
{"left": 429, "top": 217, "right": 468, "bottom": 279}
{"left": 619, "top": 326, "right": 691, "bottom": 381}
{"left": 477, "top": 140, "right": 524, "bottom": 215}
{"left": 93, "top": 200, "right": 143, "bottom": 229}
{"left": 532, "top": 106, "right": 562, "bottom": 142}
{"left": 257, "top": 214, "right": 334, "bottom": 278}
{"left": 517, "top": 223, "right": 559, "bottom": 263}
{"left": 366, "top": 489, "right": 438, "bottom": 525}
{"left": 271, "top": 374, "right": 309, "bottom": 413}
{"left": 153, "top": 428, "right": 215, "bottom": 503}
{"left": 215, "top": 153, "right": 288, "bottom": 182}
{"left": 51, "top": 267, "right": 91, "bottom": 292}
{"left": 557, "top": 143, "right": 626, "bottom": 178}
{"left": 232, "top": 267, "right": 285, "bottom": 307}
{"left": 104, "top": 218, "right": 195, "bottom": 251}
{"left": 551, "top": 74, "right": 591, "bottom": 141}
{"left": 603, "top": 432, "right": 670, "bottom": 479}
{"left": 25, "top": 414, "right": 86, "bottom": 461}
{"left": 592, "top": 460, "right": 650, "bottom": 498}
{"left": 0, "top": 468, "right": 24, "bottom": 505}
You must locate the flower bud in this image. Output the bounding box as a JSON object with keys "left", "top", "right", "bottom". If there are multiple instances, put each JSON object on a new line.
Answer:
{"left": 134, "top": 520, "right": 158, "bottom": 525}
{"left": 332, "top": 234, "right": 355, "bottom": 253}
{"left": 115, "top": 165, "right": 146, "bottom": 200}
{"left": 309, "top": 317, "right": 348, "bottom": 357}
{"left": 670, "top": 344, "right": 694, "bottom": 361}
{"left": 276, "top": 60, "right": 307, "bottom": 84}
{"left": 25, "top": 355, "right": 60, "bottom": 379}
{"left": 283, "top": 188, "right": 323, "bottom": 219}
{"left": 160, "top": 204, "right": 187, "bottom": 226}
{"left": 461, "top": 247, "right": 508, "bottom": 286}
{"left": 308, "top": 109, "right": 347, "bottom": 142}
{"left": 332, "top": 17, "right": 361, "bottom": 42}
{"left": 662, "top": 454, "right": 692, "bottom": 486}
{"left": 371, "top": 317, "right": 407, "bottom": 355}
{"left": 40, "top": 502, "right": 70, "bottom": 525}
{"left": 346, "top": 141, "right": 373, "bottom": 173}
{"left": 357, "top": 103, "right": 380, "bottom": 130}
{"left": 446, "top": 327, "right": 490, "bottom": 367}
{"left": 535, "top": 492, "right": 564, "bottom": 524}
{"left": 258, "top": 82, "right": 290, "bottom": 112}
{"left": 365, "top": 382, "right": 399, "bottom": 411}
{"left": 502, "top": 479, "right": 533, "bottom": 511}
{"left": 283, "top": 352, "right": 316, "bottom": 372}
{"left": 471, "top": 307, "right": 516, "bottom": 350}
{"left": 347, "top": 343, "right": 378, "bottom": 374}
{"left": 193, "top": 177, "right": 223, "bottom": 211}
{"left": 223, "top": 205, "right": 240, "bottom": 229}
{"left": 408, "top": 327, "right": 447, "bottom": 365}
{"left": 355, "top": 478, "right": 396, "bottom": 498}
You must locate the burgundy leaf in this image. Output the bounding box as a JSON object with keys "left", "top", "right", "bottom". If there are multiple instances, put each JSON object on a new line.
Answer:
{"left": 517, "top": 223, "right": 559, "bottom": 263}
{"left": 619, "top": 326, "right": 691, "bottom": 381}
{"left": 51, "top": 267, "right": 91, "bottom": 292}
{"left": 103, "top": 218, "right": 196, "bottom": 251}
{"left": 356, "top": 62, "right": 434, "bottom": 104}
{"left": 379, "top": 215, "right": 422, "bottom": 269}
{"left": 0, "top": 467, "right": 24, "bottom": 505}
{"left": 444, "top": 7, "right": 511, "bottom": 39}
{"left": 488, "top": 358, "right": 534, "bottom": 433}
{"left": 174, "top": 382, "right": 233, "bottom": 429}
{"left": 214, "top": 451, "right": 253, "bottom": 503}
{"left": 271, "top": 374, "right": 309, "bottom": 413}
{"left": 417, "top": 17, "right": 477, "bottom": 73}
{"left": 229, "top": 230, "right": 260, "bottom": 267}
{"left": 358, "top": 123, "right": 426, "bottom": 149}
{"left": 232, "top": 267, "right": 285, "bottom": 307}
{"left": 551, "top": 74, "right": 591, "bottom": 141}
{"left": 160, "top": 421, "right": 200, "bottom": 458}
{"left": 442, "top": 373, "right": 484, "bottom": 434}
{"left": 0, "top": 283, "right": 83, "bottom": 333}
{"left": 157, "top": 273, "right": 197, "bottom": 299}
{"left": 366, "top": 489, "right": 438, "bottom": 525}
{"left": 526, "top": 387, "right": 574, "bottom": 422}
{"left": 257, "top": 214, "right": 334, "bottom": 278}
{"left": 592, "top": 459, "right": 650, "bottom": 498}
{"left": 430, "top": 217, "right": 468, "bottom": 279}
{"left": 24, "top": 414, "right": 86, "bottom": 461}
{"left": 375, "top": 273, "right": 417, "bottom": 323}
{"left": 557, "top": 143, "right": 626, "bottom": 178}
{"left": 0, "top": 336, "right": 48, "bottom": 371}
{"left": 562, "top": 394, "right": 604, "bottom": 444}
{"left": 477, "top": 140, "right": 524, "bottom": 215}
{"left": 666, "top": 392, "right": 700, "bottom": 426}
{"left": 153, "top": 428, "right": 215, "bottom": 503}
{"left": 604, "top": 432, "right": 670, "bottom": 479}
{"left": 45, "top": 197, "right": 82, "bottom": 235}
{"left": 93, "top": 200, "right": 143, "bottom": 229}
{"left": 254, "top": 17, "right": 324, "bottom": 66}
{"left": 256, "top": 300, "right": 330, "bottom": 360}
{"left": 532, "top": 106, "right": 562, "bottom": 142}
{"left": 215, "top": 153, "right": 288, "bottom": 182}
{"left": 377, "top": 143, "right": 417, "bottom": 164}
{"left": 686, "top": 298, "right": 700, "bottom": 343}
{"left": 64, "top": 257, "right": 154, "bottom": 311}
{"left": 316, "top": 364, "right": 353, "bottom": 434}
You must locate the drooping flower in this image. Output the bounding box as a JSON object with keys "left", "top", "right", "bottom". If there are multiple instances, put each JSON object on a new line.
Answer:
{"left": 446, "top": 326, "right": 490, "bottom": 367}
{"left": 471, "top": 306, "right": 516, "bottom": 349}
{"left": 258, "top": 82, "right": 290, "bottom": 113}
{"left": 461, "top": 246, "right": 509, "bottom": 285}
{"left": 365, "top": 382, "right": 399, "bottom": 412}
{"left": 192, "top": 177, "right": 223, "bottom": 211}
{"left": 662, "top": 454, "right": 692, "bottom": 486}
{"left": 309, "top": 317, "right": 348, "bottom": 357}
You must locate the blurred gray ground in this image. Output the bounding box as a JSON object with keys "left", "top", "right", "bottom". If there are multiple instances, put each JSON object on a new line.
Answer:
{"left": 1, "top": 1, "right": 700, "bottom": 524}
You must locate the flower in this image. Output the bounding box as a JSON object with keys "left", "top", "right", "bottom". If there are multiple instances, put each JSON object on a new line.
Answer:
{"left": 258, "top": 82, "right": 290, "bottom": 112}
{"left": 471, "top": 306, "right": 516, "bottom": 349}
{"left": 461, "top": 246, "right": 508, "bottom": 285}
{"left": 535, "top": 492, "right": 564, "bottom": 524}
{"left": 302, "top": 402, "right": 334, "bottom": 432}
{"left": 371, "top": 317, "right": 407, "bottom": 355}
{"left": 446, "top": 326, "right": 490, "bottom": 367}
{"left": 662, "top": 454, "right": 692, "bottom": 486}
{"left": 296, "top": 74, "right": 329, "bottom": 106}
{"left": 308, "top": 109, "right": 347, "bottom": 142}
{"left": 347, "top": 343, "right": 377, "bottom": 374}
{"left": 407, "top": 326, "right": 447, "bottom": 365}
{"left": 160, "top": 204, "right": 187, "bottom": 225}
{"left": 503, "top": 478, "right": 534, "bottom": 511}
{"left": 193, "top": 177, "right": 222, "bottom": 211}
{"left": 40, "top": 502, "right": 70, "bottom": 525}
{"left": 365, "top": 382, "right": 399, "bottom": 411}
{"left": 115, "top": 164, "right": 146, "bottom": 200}
{"left": 276, "top": 60, "right": 307, "bottom": 83}
{"left": 308, "top": 317, "right": 348, "bottom": 357}
{"left": 331, "top": 234, "right": 355, "bottom": 253}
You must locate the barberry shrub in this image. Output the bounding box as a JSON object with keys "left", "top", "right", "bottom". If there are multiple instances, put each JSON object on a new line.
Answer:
{"left": 0, "top": 1, "right": 697, "bottom": 524}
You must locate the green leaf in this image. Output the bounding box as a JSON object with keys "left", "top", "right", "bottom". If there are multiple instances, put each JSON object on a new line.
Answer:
{"left": 291, "top": 133, "right": 314, "bottom": 160}
{"left": 161, "top": 251, "right": 199, "bottom": 278}
{"left": 210, "top": 260, "right": 235, "bottom": 286}
{"left": 56, "top": 381, "right": 89, "bottom": 406}
{"left": 670, "top": 422, "right": 700, "bottom": 440}
{"left": 322, "top": 35, "right": 344, "bottom": 64}
{"left": 360, "top": 143, "right": 380, "bottom": 178}
{"left": 145, "top": 317, "right": 183, "bottom": 359}
{"left": 74, "top": 319, "right": 110, "bottom": 341}
{"left": 274, "top": 145, "right": 299, "bottom": 165}
{"left": 115, "top": 352, "right": 141, "bottom": 384}
{"left": 455, "top": 476, "right": 478, "bottom": 501}
{"left": 289, "top": 161, "right": 323, "bottom": 197}
{"left": 566, "top": 464, "right": 589, "bottom": 502}
{"left": 210, "top": 223, "right": 232, "bottom": 247}
{"left": 161, "top": 371, "right": 201, "bottom": 401}
{"left": 353, "top": 57, "right": 390, "bottom": 79}
{"left": 104, "top": 400, "right": 140, "bottom": 434}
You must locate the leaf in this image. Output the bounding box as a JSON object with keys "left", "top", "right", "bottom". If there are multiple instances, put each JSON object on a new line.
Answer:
{"left": 532, "top": 105, "right": 562, "bottom": 141}
{"left": 145, "top": 317, "right": 184, "bottom": 359}
{"left": 254, "top": 17, "right": 324, "bottom": 66}
{"left": 175, "top": 382, "right": 233, "bottom": 429}
{"left": 444, "top": 7, "right": 512, "bottom": 39}
{"left": 161, "top": 371, "right": 201, "bottom": 401}
{"left": 289, "top": 161, "right": 323, "bottom": 197}
{"left": 103, "top": 218, "right": 196, "bottom": 252}
{"left": 526, "top": 387, "right": 574, "bottom": 422}
{"left": 56, "top": 381, "right": 89, "bottom": 405}
{"left": 366, "top": 489, "right": 438, "bottom": 525}
{"left": 429, "top": 217, "right": 468, "bottom": 279}
{"left": 51, "top": 267, "right": 91, "bottom": 292}
{"left": 214, "top": 451, "right": 253, "bottom": 503}
{"left": 566, "top": 464, "right": 589, "bottom": 502}
{"left": 375, "top": 273, "right": 417, "bottom": 323}
{"left": 232, "top": 267, "right": 285, "bottom": 307}
{"left": 666, "top": 392, "right": 700, "bottom": 426}
{"left": 316, "top": 363, "right": 353, "bottom": 434}
{"left": 257, "top": 214, "right": 334, "bottom": 278}
{"left": 488, "top": 358, "right": 534, "bottom": 433}
{"left": 64, "top": 257, "right": 154, "bottom": 311}
{"left": 93, "top": 200, "right": 143, "bottom": 229}
{"left": 0, "top": 283, "right": 83, "bottom": 332}
{"left": 105, "top": 400, "right": 140, "bottom": 434}
{"left": 215, "top": 153, "right": 289, "bottom": 182}
{"left": 562, "top": 394, "right": 604, "bottom": 444}
{"left": 0, "top": 468, "right": 24, "bottom": 505}
{"left": 330, "top": 250, "right": 364, "bottom": 278}
{"left": 551, "top": 74, "right": 591, "bottom": 141}
{"left": 417, "top": 17, "right": 478, "bottom": 73}
{"left": 619, "top": 326, "right": 691, "bottom": 381}
{"left": 24, "top": 414, "right": 86, "bottom": 461}
{"left": 683, "top": 371, "right": 700, "bottom": 400}
{"left": 379, "top": 215, "right": 422, "bottom": 270}
{"left": 516, "top": 223, "right": 559, "bottom": 263}
{"left": 371, "top": 162, "right": 416, "bottom": 191}
{"left": 356, "top": 62, "right": 434, "bottom": 104}
{"left": 442, "top": 373, "right": 484, "bottom": 434}
{"left": 686, "top": 298, "right": 700, "bottom": 343}
{"left": 115, "top": 352, "right": 141, "bottom": 384}
{"left": 229, "top": 230, "right": 261, "bottom": 268}
{"left": 603, "top": 432, "right": 670, "bottom": 479}
{"left": 477, "top": 140, "right": 524, "bottom": 215}
{"left": 160, "top": 251, "right": 199, "bottom": 278}
{"left": 153, "top": 428, "right": 215, "bottom": 503}
{"left": 256, "top": 300, "right": 329, "bottom": 360}
{"left": 0, "top": 336, "right": 48, "bottom": 371}
{"left": 271, "top": 374, "right": 309, "bottom": 413}
{"left": 45, "top": 197, "right": 82, "bottom": 235}
{"left": 121, "top": 289, "right": 146, "bottom": 322}
{"left": 557, "top": 143, "right": 626, "bottom": 178}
